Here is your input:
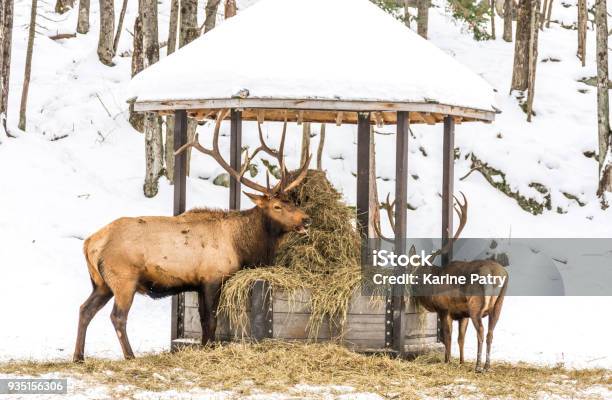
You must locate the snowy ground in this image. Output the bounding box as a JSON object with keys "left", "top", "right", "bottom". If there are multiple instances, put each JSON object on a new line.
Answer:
{"left": 0, "top": 0, "right": 610, "bottom": 382}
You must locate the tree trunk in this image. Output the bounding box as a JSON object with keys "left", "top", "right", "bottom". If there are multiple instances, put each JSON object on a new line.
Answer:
{"left": 539, "top": 0, "right": 548, "bottom": 29}
{"left": 18, "top": 0, "right": 37, "bottom": 131}
{"left": 224, "top": 0, "right": 236, "bottom": 18}
{"left": 417, "top": 0, "right": 429, "bottom": 38}
{"left": 526, "top": 0, "right": 540, "bottom": 122}
{"left": 403, "top": 0, "right": 410, "bottom": 28}
{"left": 503, "top": 0, "right": 513, "bottom": 41}
{"left": 180, "top": 0, "right": 199, "bottom": 175}
{"left": 300, "top": 122, "right": 311, "bottom": 166}
{"left": 164, "top": 0, "right": 179, "bottom": 182}
{"left": 113, "top": 0, "right": 129, "bottom": 54}
{"left": 577, "top": 0, "right": 587, "bottom": 66}
{"left": 0, "top": 0, "right": 14, "bottom": 132}
{"left": 97, "top": 0, "right": 115, "bottom": 66}
{"left": 490, "top": 0, "right": 496, "bottom": 39}
{"left": 167, "top": 0, "right": 179, "bottom": 54}
{"left": 511, "top": 0, "right": 531, "bottom": 91}
{"left": 129, "top": 15, "right": 144, "bottom": 132}
{"left": 141, "top": 0, "right": 163, "bottom": 197}
{"left": 317, "top": 123, "right": 326, "bottom": 170}
{"left": 595, "top": 0, "right": 612, "bottom": 198}
{"left": 204, "top": 0, "right": 221, "bottom": 33}
{"left": 55, "top": 0, "right": 75, "bottom": 14}
{"left": 545, "top": 0, "right": 553, "bottom": 28}
{"left": 76, "top": 0, "right": 90, "bottom": 33}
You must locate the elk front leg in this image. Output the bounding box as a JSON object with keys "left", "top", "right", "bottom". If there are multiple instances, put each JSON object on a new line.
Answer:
{"left": 110, "top": 285, "right": 136, "bottom": 359}
{"left": 469, "top": 313, "right": 485, "bottom": 373}
{"left": 457, "top": 317, "right": 469, "bottom": 364}
{"left": 73, "top": 285, "right": 113, "bottom": 362}
{"left": 440, "top": 312, "right": 453, "bottom": 363}
{"left": 199, "top": 282, "right": 221, "bottom": 345}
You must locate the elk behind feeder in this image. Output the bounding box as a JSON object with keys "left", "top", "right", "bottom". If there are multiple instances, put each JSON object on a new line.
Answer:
{"left": 73, "top": 110, "right": 312, "bottom": 361}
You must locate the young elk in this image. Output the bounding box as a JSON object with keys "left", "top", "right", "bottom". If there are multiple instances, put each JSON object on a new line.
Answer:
{"left": 378, "top": 194, "right": 508, "bottom": 372}
{"left": 73, "top": 110, "right": 312, "bottom": 361}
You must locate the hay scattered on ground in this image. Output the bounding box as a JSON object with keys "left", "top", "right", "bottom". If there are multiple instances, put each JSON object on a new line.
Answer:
{"left": 1, "top": 342, "right": 609, "bottom": 399}
{"left": 219, "top": 170, "right": 362, "bottom": 337}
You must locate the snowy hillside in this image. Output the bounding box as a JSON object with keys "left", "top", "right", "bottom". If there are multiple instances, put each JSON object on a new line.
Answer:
{"left": 0, "top": 0, "right": 610, "bottom": 371}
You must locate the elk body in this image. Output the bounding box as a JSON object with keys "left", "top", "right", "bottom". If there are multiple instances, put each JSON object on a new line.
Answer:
{"left": 73, "top": 111, "right": 311, "bottom": 361}
{"left": 379, "top": 194, "right": 508, "bottom": 372}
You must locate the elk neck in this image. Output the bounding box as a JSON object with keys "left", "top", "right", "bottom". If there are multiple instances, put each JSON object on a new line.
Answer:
{"left": 232, "top": 207, "right": 287, "bottom": 267}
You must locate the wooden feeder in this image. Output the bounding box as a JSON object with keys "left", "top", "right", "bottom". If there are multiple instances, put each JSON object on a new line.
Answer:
{"left": 129, "top": 0, "right": 497, "bottom": 358}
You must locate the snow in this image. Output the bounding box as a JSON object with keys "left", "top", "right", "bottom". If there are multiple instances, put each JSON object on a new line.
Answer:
{"left": 0, "top": 0, "right": 610, "bottom": 384}
{"left": 127, "top": 0, "right": 497, "bottom": 113}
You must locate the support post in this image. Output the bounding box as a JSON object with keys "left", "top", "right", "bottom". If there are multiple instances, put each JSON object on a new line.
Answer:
{"left": 356, "top": 112, "right": 371, "bottom": 266}
{"left": 230, "top": 109, "right": 242, "bottom": 210}
{"left": 441, "top": 116, "right": 455, "bottom": 266}
{"left": 392, "top": 111, "right": 409, "bottom": 357}
{"left": 249, "top": 280, "right": 273, "bottom": 341}
{"left": 171, "top": 109, "right": 188, "bottom": 343}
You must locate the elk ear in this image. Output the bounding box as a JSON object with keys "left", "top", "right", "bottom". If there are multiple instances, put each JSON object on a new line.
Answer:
{"left": 245, "top": 192, "right": 267, "bottom": 208}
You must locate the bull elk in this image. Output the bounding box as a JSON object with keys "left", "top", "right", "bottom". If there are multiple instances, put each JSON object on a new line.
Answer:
{"left": 378, "top": 193, "right": 508, "bottom": 372}
{"left": 73, "top": 110, "right": 312, "bottom": 361}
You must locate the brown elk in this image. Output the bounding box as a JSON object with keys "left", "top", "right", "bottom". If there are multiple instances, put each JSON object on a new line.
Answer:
{"left": 377, "top": 194, "right": 508, "bottom": 372}
{"left": 73, "top": 110, "right": 312, "bottom": 361}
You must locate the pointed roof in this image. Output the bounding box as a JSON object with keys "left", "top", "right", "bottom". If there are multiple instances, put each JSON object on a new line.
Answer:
{"left": 129, "top": 0, "right": 497, "bottom": 123}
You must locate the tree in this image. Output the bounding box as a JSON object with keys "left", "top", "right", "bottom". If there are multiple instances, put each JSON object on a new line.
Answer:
{"left": 300, "top": 122, "right": 311, "bottom": 167}
{"left": 204, "top": 0, "right": 221, "bottom": 33}
{"left": 97, "top": 0, "right": 115, "bottom": 65}
{"left": 417, "top": 0, "right": 429, "bottom": 38}
{"left": 0, "top": 0, "right": 14, "bottom": 133}
{"left": 490, "top": 0, "right": 496, "bottom": 39}
{"left": 76, "top": 0, "right": 90, "bottom": 34}
{"left": 129, "top": 15, "right": 144, "bottom": 132}
{"left": 577, "top": 0, "right": 587, "bottom": 67}
{"left": 317, "top": 124, "right": 326, "bottom": 170}
{"left": 403, "top": 0, "right": 411, "bottom": 28}
{"left": 55, "top": 0, "right": 74, "bottom": 14}
{"left": 19, "top": 0, "right": 37, "bottom": 131}
{"left": 141, "top": 0, "right": 164, "bottom": 197}
{"left": 164, "top": 0, "right": 179, "bottom": 182}
{"left": 502, "top": 0, "right": 513, "bottom": 41}
{"left": 224, "top": 0, "right": 236, "bottom": 18}
{"left": 525, "top": 0, "right": 539, "bottom": 122}
{"left": 511, "top": 0, "right": 539, "bottom": 121}
{"left": 113, "top": 0, "right": 129, "bottom": 54}
{"left": 595, "top": 0, "right": 612, "bottom": 199}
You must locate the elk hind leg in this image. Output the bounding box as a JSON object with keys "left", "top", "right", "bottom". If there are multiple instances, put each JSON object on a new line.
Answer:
{"left": 469, "top": 312, "right": 485, "bottom": 373}
{"left": 457, "top": 317, "right": 469, "bottom": 364}
{"left": 484, "top": 298, "right": 504, "bottom": 371}
{"left": 110, "top": 283, "right": 137, "bottom": 359}
{"left": 199, "top": 282, "right": 221, "bottom": 345}
{"left": 73, "top": 284, "right": 113, "bottom": 362}
{"left": 440, "top": 312, "right": 453, "bottom": 363}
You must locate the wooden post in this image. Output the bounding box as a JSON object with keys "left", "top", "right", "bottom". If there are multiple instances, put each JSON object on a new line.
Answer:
{"left": 356, "top": 112, "right": 371, "bottom": 265}
{"left": 171, "top": 109, "right": 188, "bottom": 343}
{"left": 392, "top": 111, "right": 409, "bottom": 357}
{"left": 441, "top": 116, "right": 455, "bottom": 266}
{"left": 230, "top": 109, "right": 242, "bottom": 210}
{"left": 249, "top": 280, "right": 272, "bottom": 341}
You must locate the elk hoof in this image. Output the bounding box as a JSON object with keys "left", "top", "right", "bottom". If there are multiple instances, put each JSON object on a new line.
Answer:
{"left": 73, "top": 355, "right": 84, "bottom": 363}
{"left": 475, "top": 365, "right": 484, "bottom": 373}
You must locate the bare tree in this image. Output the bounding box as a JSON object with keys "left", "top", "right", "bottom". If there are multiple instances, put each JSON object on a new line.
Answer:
{"left": 417, "top": 0, "right": 429, "bottom": 38}
{"left": 180, "top": 0, "right": 199, "bottom": 175}
{"left": 539, "top": 0, "right": 547, "bottom": 29}
{"left": 502, "top": 0, "right": 513, "bottom": 41}
{"left": 545, "top": 0, "right": 553, "bottom": 27}
{"left": 300, "top": 122, "right": 311, "bottom": 167}
{"left": 18, "top": 0, "right": 37, "bottom": 131}
{"left": 1, "top": 0, "right": 14, "bottom": 133}
{"left": 403, "top": 0, "right": 411, "bottom": 27}
{"left": 164, "top": 0, "right": 179, "bottom": 182}
{"left": 224, "top": 0, "right": 236, "bottom": 18}
{"left": 525, "top": 0, "right": 540, "bottom": 122}
{"left": 204, "top": 0, "right": 221, "bottom": 33}
{"left": 577, "top": 0, "right": 587, "bottom": 66}
{"left": 317, "top": 123, "right": 326, "bottom": 170}
{"left": 76, "top": 0, "right": 89, "bottom": 33}
{"left": 511, "top": 0, "right": 539, "bottom": 120}
{"left": 129, "top": 15, "right": 144, "bottom": 132}
{"left": 490, "top": 0, "right": 496, "bottom": 39}
{"left": 54, "top": 0, "right": 74, "bottom": 14}
{"left": 167, "top": 0, "right": 179, "bottom": 54}
{"left": 113, "top": 0, "right": 129, "bottom": 54}
{"left": 141, "top": 0, "right": 164, "bottom": 197}
{"left": 97, "top": 0, "right": 115, "bottom": 65}
{"left": 595, "top": 0, "right": 612, "bottom": 199}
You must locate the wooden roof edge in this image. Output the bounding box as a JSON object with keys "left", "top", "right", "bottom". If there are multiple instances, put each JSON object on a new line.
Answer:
{"left": 133, "top": 98, "right": 496, "bottom": 122}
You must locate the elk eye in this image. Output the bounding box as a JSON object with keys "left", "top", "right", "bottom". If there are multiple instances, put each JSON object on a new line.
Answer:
{"left": 273, "top": 204, "right": 282, "bottom": 211}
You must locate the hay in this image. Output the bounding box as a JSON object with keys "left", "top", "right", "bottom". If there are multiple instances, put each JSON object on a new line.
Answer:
{"left": 219, "top": 170, "right": 362, "bottom": 338}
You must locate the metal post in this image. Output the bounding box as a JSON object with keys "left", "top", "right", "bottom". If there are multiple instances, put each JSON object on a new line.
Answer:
{"left": 250, "top": 280, "right": 273, "bottom": 340}
{"left": 392, "top": 111, "right": 409, "bottom": 357}
{"left": 230, "top": 109, "right": 242, "bottom": 210}
{"left": 356, "top": 112, "right": 371, "bottom": 266}
{"left": 171, "top": 109, "right": 188, "bottom": 343}
{"left": 442, "top": 116, "right": 455, "bottom": 266}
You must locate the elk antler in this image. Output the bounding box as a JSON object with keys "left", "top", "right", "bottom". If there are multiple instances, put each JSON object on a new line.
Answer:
{"left": 373, "top": 193, "right": 396, "bottom": 243}
{"left": 175, "top": 109, "right": 310, "bottom": 196}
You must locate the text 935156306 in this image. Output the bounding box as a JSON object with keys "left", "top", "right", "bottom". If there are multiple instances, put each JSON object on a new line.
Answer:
{"left": 0, "top": 379, "right": 67, "bottom": 394}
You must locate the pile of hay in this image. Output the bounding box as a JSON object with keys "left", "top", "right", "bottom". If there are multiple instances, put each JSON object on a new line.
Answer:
{"left": 219, "top": 170, "right": 362, "bottom": 337}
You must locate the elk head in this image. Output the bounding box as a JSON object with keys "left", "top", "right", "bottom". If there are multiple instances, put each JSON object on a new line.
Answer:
{"left": 175, "top": 109, "right": 312, "bottom": 235}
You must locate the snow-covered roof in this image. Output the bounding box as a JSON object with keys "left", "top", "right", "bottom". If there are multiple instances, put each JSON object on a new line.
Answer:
{"left": 129, "top": 0, "right": 497, "bottom": 121}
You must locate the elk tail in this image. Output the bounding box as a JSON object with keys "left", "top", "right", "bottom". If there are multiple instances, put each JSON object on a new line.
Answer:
{"left": 83, "top": 237, "right": 106, "bottom": 289}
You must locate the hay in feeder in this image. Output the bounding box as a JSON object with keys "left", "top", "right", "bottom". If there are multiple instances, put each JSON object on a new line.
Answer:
{"left": 219, "top": 170, "right": 362, "bottom": 338}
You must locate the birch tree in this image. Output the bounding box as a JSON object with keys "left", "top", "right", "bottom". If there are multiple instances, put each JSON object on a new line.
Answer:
{"left": 97, "top": 0, "right": 115, "bottom": 65}
{"left": 141, "top": 0, "right": 164, "bottom": 197}
{"left": 0, "top": 0, "right": 14, "bottom": 133}
{"left": 577, "top": 0, "right": 587, "bottom": 66}
{"left": 595, "top": 0, "right": 612, "bottom": 199}
{"left": 76, "top": 0, "right": 90, "bottom": 34}
{"left": 204, "top": 0, "right": 221, "bottom": 33}
{"left": 18, "top": 0, "right": 37, "bottom": 131}
{"left": 503, "top": 0, "right": 513, "bottom": 42}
